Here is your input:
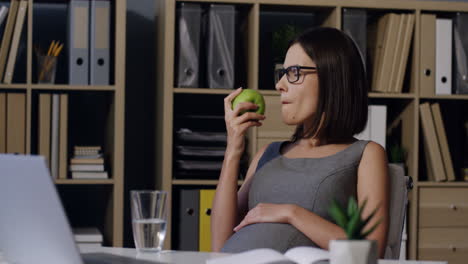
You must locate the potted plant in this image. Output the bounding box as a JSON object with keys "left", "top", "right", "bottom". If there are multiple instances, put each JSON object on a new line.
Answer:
{"left": 328, "top": 197, "right": 381, "bottom": 264}
{"left": 389, "top": 142, "right": 406, "bottom": 173}
{"left": 272, "top": 24, "right": 303, "bottom": 80}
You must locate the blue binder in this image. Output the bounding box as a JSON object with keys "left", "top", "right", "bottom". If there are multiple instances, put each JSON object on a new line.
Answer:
{"left": 68, "top": 0, "right": 89, "bottom": 85}
{"left": 89, "top": 0, "right": 110, "bottom": 85}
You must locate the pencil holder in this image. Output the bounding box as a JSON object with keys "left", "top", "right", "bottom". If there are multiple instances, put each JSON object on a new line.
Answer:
{"left": 37, "top": 55, "right": 57, "bottom": 84}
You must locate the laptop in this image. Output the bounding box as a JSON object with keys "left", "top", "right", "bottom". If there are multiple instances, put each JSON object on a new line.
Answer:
{"left": 0, "top": 154, "right": 159, "bottom": 264}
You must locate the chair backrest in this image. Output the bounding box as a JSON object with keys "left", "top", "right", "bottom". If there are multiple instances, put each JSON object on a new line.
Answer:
{"left": 384, "top": 164, "right": 411, "bottom": 259}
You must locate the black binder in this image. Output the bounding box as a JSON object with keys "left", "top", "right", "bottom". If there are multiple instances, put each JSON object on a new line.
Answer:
{"left": 175, "top": 3, "right": 202, "bottom": 88}
{"left": 207, "top": 4, "right": 236, "bottom": 89}
{"left": 453, "top": 12, "right": 468, "bottom": 94}
{"left": 342, "top": 8, "right": 367, "bottom": 68}
{"left": 177, "top": 189, "right": 200, "bottom": 250}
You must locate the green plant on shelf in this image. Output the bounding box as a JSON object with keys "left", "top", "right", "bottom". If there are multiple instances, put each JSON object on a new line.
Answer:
{"left": 389, "top": 143, "right": 406, "bottom": 164}
{"left": 272, "top": 24, "right": 303, "bottom": 64}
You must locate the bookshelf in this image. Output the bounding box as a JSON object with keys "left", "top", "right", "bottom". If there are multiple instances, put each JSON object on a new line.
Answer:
{"left": 156, "top": 0, "right": 468, "bottom": 262}
{"left": 0, "top": 0, "right": 126, "bottom": 247}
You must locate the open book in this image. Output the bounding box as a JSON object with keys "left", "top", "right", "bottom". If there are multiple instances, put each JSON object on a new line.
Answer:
{"left": 206, "top": 247, "right": 329, "bottom": 264}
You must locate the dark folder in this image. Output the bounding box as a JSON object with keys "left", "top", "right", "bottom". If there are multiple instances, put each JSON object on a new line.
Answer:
{"left": 175, "top": 3, "right": 202, "bottom": 88}
{"left": 177, "top": 189, "right": 200, "bottom": 250}
{"left": 207, "top": 4, "right": 236, "bottom": 89}
{"left": 453, "top": 13, "right": 468, "bottom": 94}
{"left": 342, "top": 8, "right": 367, "bottom": 68}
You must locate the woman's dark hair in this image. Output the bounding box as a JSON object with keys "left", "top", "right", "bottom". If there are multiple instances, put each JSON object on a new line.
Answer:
{"left": 289, "top": 27, "right": 368, "bottom": 144}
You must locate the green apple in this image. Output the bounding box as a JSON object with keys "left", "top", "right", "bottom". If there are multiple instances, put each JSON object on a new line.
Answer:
{"left": 231, "top": 89, "right": 265, "bottom": 115}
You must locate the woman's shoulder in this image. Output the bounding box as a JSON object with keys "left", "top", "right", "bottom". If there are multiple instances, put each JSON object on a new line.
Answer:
{"left": 359, "top": 140, "right": 388, "bottom": 169}
{"left": 362, "top": 141, "right": 386, "bottom": 157}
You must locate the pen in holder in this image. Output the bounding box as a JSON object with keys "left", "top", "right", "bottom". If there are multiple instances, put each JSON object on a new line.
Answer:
{"left": 35, "top": 40, "right": 64, "bottom": 84}
{"left": 37, "top": 55, "right": 57, "bottom": 83}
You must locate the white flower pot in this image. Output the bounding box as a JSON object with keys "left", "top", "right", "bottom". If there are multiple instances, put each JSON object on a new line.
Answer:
{"left": 329, "top": 240, "right": 378, "bottom": 264}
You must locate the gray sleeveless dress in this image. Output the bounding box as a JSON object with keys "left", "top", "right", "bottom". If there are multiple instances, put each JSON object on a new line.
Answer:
{"left": 221, "top": 140, "right": 370, "bottom": 253}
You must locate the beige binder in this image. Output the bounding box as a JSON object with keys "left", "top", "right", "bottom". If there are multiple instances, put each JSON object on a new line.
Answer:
{"left": 378, "top": 14, "right": 400, "bottom": 93}
{"left": 388, "top": 14, "right": 406, "bottom": 93}
{"left": 371, "top": 14, "right": 390, "bottom": 92}
{"left": 420, "top": 14, "right": 436, "bottom": 97}
{"left": 6, "top": 92, "right": 25, "bottom": 153}
{"left": 3, "top": 0, "right": 27, "bottom": 84}
{"left": 38, "top": 93, "right": 51, "bottom": 167}
{"left": 419, "top": 103, "right": 446, "bottom": 181}
{"left": 0, "top": 92, "right": 5, "bottom": 152}
{"left": 59, "top": 94, "right": 68, "bottom": 179}
{"left": 0, "top": 0, "right": 19, "bottom": 81}
{"left": 431, "top": 103, "right": 456, "bottom": 181}
{"left": 394, "top": 14, "right": 415, "bottom": 93}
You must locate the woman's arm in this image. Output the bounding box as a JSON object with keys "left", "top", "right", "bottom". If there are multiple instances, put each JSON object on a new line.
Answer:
{"left": 233, "top": 141, "right": 389, "bottom": 257}
{"left": 210, "top": 88, "right": 266, "bottom": 252}
{"left": 356, "top": 141, "right": 390, "bottom": 257}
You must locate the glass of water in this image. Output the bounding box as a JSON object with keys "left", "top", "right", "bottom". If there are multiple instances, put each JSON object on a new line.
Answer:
{"left": 131, "top": 190, "right": 168, "bottom": 253}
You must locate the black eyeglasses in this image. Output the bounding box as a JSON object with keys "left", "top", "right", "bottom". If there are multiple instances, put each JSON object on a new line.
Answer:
{"left": 275, "top": 65, "right": 318, "bottom": 84}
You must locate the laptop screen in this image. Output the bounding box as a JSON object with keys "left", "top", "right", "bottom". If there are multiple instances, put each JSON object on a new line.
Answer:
{"left": 0, "top": 154, "right": 83, "bottom": 264}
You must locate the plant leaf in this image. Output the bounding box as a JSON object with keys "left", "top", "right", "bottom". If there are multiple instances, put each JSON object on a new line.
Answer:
{"left": 361, "top": 203, "right": 380, "bottom": 229}
{"left": 328, "top": 199, "right": 348, "bottom": 229}
{"left": 345, "top": 208, "right": 361, "bottom": 239}
{"left": 347, "top": 196, "right": 358, "bottom": 216}
{"left": 361, "top": 219, "right": 382, "bottom": 239}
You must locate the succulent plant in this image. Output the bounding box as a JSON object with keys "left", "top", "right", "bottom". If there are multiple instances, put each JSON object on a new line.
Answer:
{"left": 272, "top": 24, "right": 303, "bottom": 63}
{"left": 328, "top": 196, "right": 381, "bottom": 240}
{"left": 389, "top": 143, "right": 406, "bottom": 164}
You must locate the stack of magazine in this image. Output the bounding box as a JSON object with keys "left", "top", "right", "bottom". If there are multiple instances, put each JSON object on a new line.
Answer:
{"left": 174, "top": 128, "right": 227, "bottom": 179}
{"left": 73, "top": 227, "right": 103, "bottom": 251}
{"left": 69, "top": 146, "right": 107, "bottom": 179}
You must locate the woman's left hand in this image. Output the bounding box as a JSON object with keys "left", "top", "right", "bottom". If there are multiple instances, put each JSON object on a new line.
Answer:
{"left": 233, "top": 203, "right": 297, "bottom": 232}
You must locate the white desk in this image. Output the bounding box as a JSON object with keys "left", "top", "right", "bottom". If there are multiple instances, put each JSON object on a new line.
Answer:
{"left": 81, "top": 247, "right": 227, "bottom": 264}
{"left": 82, "top": 247, "right": 447, "bottom": 264}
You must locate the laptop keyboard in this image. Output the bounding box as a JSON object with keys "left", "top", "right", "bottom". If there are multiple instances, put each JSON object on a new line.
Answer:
{"left": 82, "top": 253, "right": 167, "bottom": 264}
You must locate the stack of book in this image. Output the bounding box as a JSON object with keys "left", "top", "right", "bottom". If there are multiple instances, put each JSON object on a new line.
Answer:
{"left": 369, "top": 13, "right": 415, "bottom": 93}
{"left": 69, "top": 146, "right": 108, "bottom": 179}
{"left": 419, "top": 103, "right": 455, "bottom": 182}
{"left": 73, "top": 227, "right": 103, "bottom": 251}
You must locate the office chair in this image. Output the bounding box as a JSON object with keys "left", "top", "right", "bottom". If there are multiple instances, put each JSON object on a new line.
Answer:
{"left": 384, "top": 164, "right": 413, "bottom": 259}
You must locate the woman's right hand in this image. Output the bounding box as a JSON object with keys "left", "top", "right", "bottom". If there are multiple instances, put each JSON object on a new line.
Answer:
{"left": 224, "top": 88, "right": 266, "bottom": 159}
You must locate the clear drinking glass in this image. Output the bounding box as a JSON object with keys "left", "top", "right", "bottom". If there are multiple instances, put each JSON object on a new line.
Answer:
{"left": 131, "top": 190, "right": 168, "bottom": 253}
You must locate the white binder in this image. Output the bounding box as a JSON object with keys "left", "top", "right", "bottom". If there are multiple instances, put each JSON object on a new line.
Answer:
{"left": 370, "top": 105, "right": 387, "bottom": 149}
{"left": 68, "top": 0, "right": 89, "bottom": 85}
{"left": 435, "top": 18, "right": 452, "bottom": 95}
{"left": 354, "top": 105, "right": 387, "bottom": 149}
{"left": 90, "top": 0, "right": 110, "bottom": 85}
{"left": 207, "top": 4, "right": 235, "bottom": 89}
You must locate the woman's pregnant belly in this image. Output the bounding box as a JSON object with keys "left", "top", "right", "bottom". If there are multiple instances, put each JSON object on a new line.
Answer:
{"left": 221, "top": 222, "right": 317, "bottom": 253}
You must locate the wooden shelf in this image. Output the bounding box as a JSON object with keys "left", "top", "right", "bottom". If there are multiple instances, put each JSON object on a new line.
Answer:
{"left": 417, "top": 182, "right": 468, "bottom": 187}
{"left": 55, "top": 179, "right": 115, "bottom": 185}
{"left": 368, "top": 92, "right": 416, "bottom": 99}
{"left": 173, "top": 87, "right": 236, "bottom": 94}
{"left": 172, "top": 179, "right": 244, "bottom": 186}
{"left": 420, "top": 94, "right": 468, "bottom": 100}
{"left": 0, "top": 0, "right": 127, "bottom": 248}
{"left": 179, "top": 0, "right": 256, "bottom": 3}
{"left": 31, "top": 84, "right": 116, "bottom": 91}
{"left": 0, "top": 84, "right": 27, "bottom": 90}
